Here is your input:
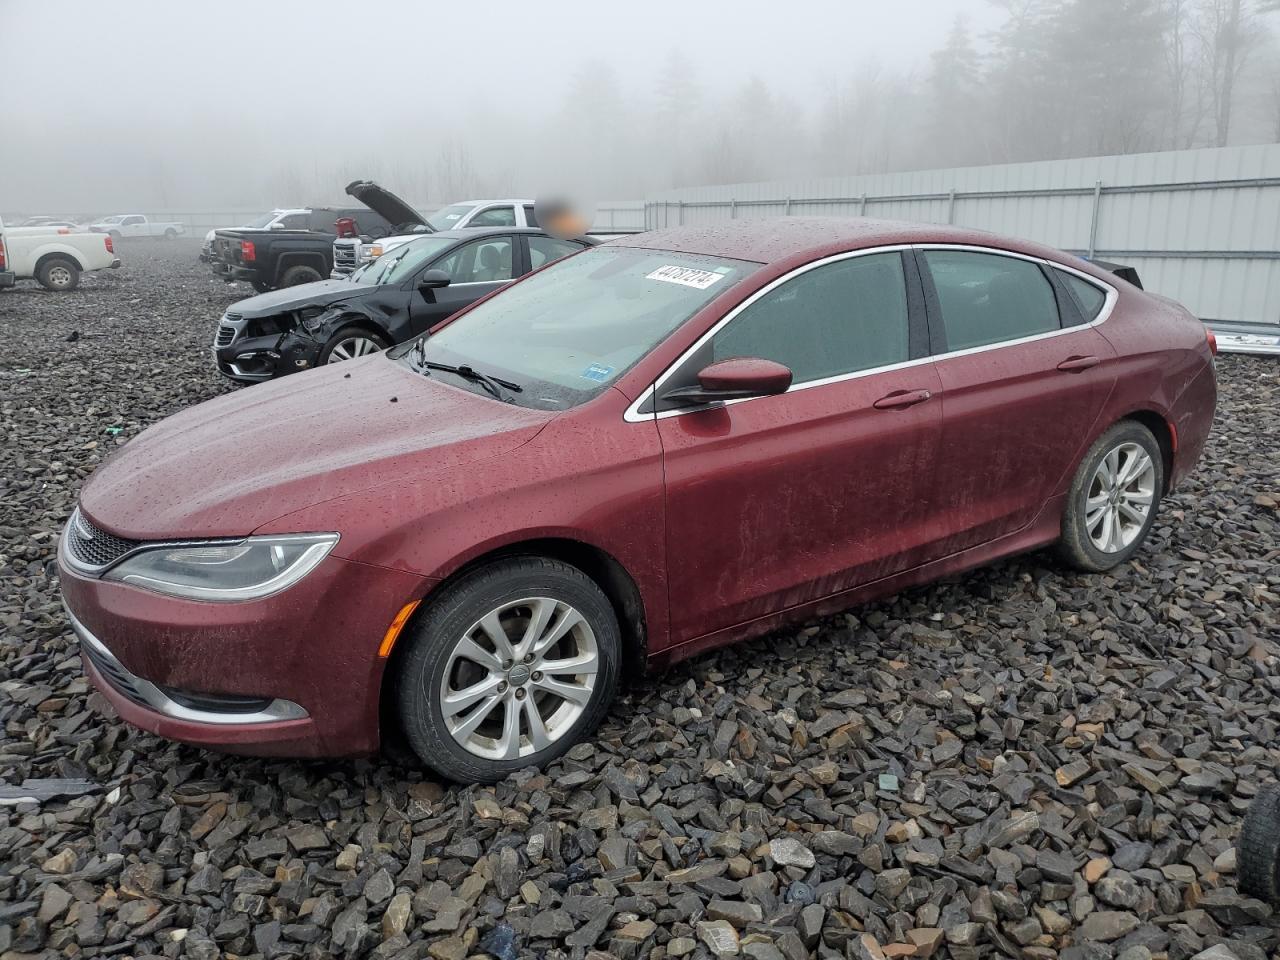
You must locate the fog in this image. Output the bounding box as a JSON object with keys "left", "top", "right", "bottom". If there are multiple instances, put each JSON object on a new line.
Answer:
{"left": 2, "top": 0, "right": 1277, "bottom": 216}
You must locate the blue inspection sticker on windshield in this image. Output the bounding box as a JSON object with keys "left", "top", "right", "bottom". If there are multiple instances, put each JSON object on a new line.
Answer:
{"left": 581, "top": 363, "right": 614, "bottom": 383}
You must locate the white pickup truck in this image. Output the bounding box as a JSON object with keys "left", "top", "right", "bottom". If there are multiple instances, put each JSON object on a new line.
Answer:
{"left": 0, "top": 217, "right": 121, "bottom": 291}
{"left": 331, "top": 198, "right": 547, "bottom": 277}
{"left": 88, "top": 214, "right": 186, "bottom": 240}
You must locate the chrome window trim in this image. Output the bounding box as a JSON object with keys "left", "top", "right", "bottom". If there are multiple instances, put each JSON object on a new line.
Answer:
{"left": 65, "top": 604, "right": 308, "bottom": 724}
{"left": 623, "top": 242, "right": 1118, "bottom": 423}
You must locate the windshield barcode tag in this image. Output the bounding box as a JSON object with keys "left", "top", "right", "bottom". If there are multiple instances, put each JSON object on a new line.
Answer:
{"left": 645, "top": 265, "right": 724, "bottom": 289}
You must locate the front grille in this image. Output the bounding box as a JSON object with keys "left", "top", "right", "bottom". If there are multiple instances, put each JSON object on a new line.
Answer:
{"left": 80, "top": 640, "right": 148, "bottom": 708}
{"left": 333, "top": 242, "right": 358, "bottom": 272}
{"left": 215, "top": 324, "right": 237, "bottom": 347}
{"left": 66, "top": 511, "right": 139, "bottom": 570}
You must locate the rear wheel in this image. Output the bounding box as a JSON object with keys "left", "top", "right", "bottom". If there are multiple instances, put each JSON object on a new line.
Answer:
{"left": 278, "top": 264, "right": 323, "bottom": 287}
{"left": 394, "top": 557, "right": 621, "bottom": 783}
{"left": 163, "top": 228, "right": 178, "bottom": 240}
{"left": 36, "top": 257, "right": 81, "bottom": 291}
{"left": 320, "top": 326, "right": 389, "bottom": 364}
{"left": 1057, "top": 420, "right": 1163, "bottom": 571}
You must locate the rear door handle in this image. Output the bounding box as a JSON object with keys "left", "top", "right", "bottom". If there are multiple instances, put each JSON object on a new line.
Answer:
{"left": 873, "top": 389, "right": 932, "bottom": 410}
{"left": 1057, "top": 355, "right": 1100, "bottom": 372}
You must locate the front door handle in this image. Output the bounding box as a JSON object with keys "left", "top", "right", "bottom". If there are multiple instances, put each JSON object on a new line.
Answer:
{"left": 873, "top": 389, "right": 932, "bottom": 410}
{"left": 1057, "top": 355, "right": 1100, "bottom": 372}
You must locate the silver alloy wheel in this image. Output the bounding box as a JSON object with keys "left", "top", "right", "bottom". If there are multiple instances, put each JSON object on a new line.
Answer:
{"left": 1084, "top": 441, "right": 1156, "bottom": 553}
{"left": 326, "top": 336, "right": 382, "bottom": 363}
{"left": 47, "top": 265, "right": 73, "bottom": 288}
{"left": 439, "top": 597, "right": 599, "bottom": 760}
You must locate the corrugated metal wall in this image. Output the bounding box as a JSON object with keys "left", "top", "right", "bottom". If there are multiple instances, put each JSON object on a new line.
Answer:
{"left": 644, "top": 145, "right": 1280, "bottom": 325}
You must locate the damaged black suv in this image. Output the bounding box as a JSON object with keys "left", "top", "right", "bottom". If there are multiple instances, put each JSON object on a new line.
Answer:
{"left": 213, "top": 227, "right": 594, "bottom": 383}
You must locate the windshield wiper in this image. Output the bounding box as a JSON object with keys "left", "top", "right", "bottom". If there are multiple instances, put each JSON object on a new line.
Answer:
{"left": 423, "top": 361, "right": 523, "bottom": 400}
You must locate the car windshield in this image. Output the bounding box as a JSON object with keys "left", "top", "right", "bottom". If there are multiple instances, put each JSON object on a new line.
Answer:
{"left": 425, "top": 204, "right": 476, "bottom": 230}
{"left": 247, "top": 212, "right": 280, "bottom": 228}
{"left": 351, "top": 236, "right": 457, "bottom": 286}
{"left": 99, "top": 216, "right": 123, "bottom": 224}
{"left": 399, "top": 246, "right": 756, "bottom": 410}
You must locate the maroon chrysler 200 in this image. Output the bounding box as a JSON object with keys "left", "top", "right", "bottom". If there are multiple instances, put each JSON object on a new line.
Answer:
{"left": 59, "top": 218, "right": 1217, "bottom": 783}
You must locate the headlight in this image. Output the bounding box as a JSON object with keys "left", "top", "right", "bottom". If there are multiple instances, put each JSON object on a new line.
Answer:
{"left": 103, "top": 533, "right": 338, "bottom": 602}
{"left": 298, "top": 306, "right": 333, "bottom": 332}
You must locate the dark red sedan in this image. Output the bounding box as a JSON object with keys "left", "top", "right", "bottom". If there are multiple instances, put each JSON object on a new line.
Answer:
{"left": 59, "top": 218, "right": 1217, "bottom": 783}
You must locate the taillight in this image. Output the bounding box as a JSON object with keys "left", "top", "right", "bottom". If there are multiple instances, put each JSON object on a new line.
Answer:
{"left": 0, "top": 236, "right": 6, "bottom": 270}
{"left": 104, "top": 234, "right": 114, "bottom": 254}
{"left": 1205, "top": 327, "right": 1217, "bottom": 356}
{"left": 240, "top": 240, "right": 256, "bottom": 262}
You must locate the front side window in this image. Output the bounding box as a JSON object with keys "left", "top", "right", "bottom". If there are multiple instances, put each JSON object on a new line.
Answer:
{"left": 124, "top": 216, "right": 145, "bottom": 225}
{"left": 1055, "top": 269, "right": 1108, "bottom": 320}
{"left": 425, "top": 204, "right": 476, "bottom": 230}
{"left": 468, "top": 206, "right": 517, "bottom": 228}
{"left": 924, "top": 250, "right": 1060, "bottom": 351}
{"left": 404, "top": 247, "right": 754, "bottom": 409}
{"left": 528, "top": 235, "right": 584, "bottom": 270}
{"left": 710, "top": 252, "right": 909, "bottom": 383}
{"left": 280, "top": 213, "right": 309, "bottom": 229}
{"left": 432, "top": 237, "right": 514, "bottom": 283}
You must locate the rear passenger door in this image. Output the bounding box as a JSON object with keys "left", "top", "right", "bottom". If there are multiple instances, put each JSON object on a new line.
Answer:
{"left": 409, "top": 235, "right": 515, "bottom": 333}
{"left": 919, "top": 247, "right": 1117, "bottom": 553}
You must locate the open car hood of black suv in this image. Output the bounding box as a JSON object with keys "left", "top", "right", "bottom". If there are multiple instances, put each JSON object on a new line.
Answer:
{"left": 345, "top": 180, "right": 430, "bottom": 231}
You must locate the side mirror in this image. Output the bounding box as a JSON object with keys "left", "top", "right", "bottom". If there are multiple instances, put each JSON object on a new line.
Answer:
{"left": 417, "top": 269, "right": 452, "bottom": 300}
{"left": 661, "top": 357, "right": 793, "bottom": 405}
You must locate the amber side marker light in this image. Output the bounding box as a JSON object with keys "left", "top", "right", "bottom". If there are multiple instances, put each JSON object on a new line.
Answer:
{"left": 379, "top": 600, "right": 421, "bottom": 658}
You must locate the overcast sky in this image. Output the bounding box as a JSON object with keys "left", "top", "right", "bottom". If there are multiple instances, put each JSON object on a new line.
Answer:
{"left": 0, "top": 0, "right": 1003, "bottom": 212}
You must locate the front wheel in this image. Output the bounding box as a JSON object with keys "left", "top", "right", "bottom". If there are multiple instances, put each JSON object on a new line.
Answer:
{"left": 1057, "top": 420, "right": 1164, "bottom": 572}
{"left": 320, "top": 325, "right": 389, "bottom": 364}
{"left": 394, "top": 557, "right": 621, "bottom": 783}
{"left": 163, "top": 228, "right": 178, "bottom": 240}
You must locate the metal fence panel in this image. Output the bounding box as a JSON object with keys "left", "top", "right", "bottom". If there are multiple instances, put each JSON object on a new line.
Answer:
{"left": 645, "top": 144, "right": 1280, "bottom": 324}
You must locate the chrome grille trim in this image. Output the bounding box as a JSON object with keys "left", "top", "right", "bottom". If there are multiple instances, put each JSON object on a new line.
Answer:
{"left": 64, "top": 509, "right": 140, "bottom": 572}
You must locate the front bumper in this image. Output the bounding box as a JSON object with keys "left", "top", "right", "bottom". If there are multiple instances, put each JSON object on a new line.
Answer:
{"left": 60, "top": 547, "right": 431, "bottom": 757}
{"left": 214, "top": 330, "right": 321, "bottom": 383}
{"left": 0, "top": 271, "right": 14, "bottom": 288}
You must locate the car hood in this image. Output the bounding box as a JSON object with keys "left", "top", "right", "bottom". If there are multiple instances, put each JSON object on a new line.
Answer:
{"left": 230, "top": 279, "right": 378, "bottom": 316}
{"left": 78, "top": 358, "right": 554, "bottom": 540}
{"left": 345, "top": 180, "right": 429, "bottom": 230}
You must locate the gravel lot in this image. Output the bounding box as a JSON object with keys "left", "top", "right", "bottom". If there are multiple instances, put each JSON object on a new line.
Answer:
{"left": 1, "top": 240, "right": 1278, "bottom": 960}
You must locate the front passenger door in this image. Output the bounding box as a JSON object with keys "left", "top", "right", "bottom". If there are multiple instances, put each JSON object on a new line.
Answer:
{"left": 657, "top": 250, "right": 944, "bottom": 644}
{"left": 409, "top": 235, "right": 515, "bottom": 334}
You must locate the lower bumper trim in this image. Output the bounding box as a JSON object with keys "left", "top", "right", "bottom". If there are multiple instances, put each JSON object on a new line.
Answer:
{"left": 64, "top": 604, "right": 308, "bottom": 725}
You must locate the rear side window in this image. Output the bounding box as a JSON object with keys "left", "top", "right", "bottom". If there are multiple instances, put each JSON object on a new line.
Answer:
{"left": 1055, "top": 269, "right": 1108, "bottom": 320}
{"left": 468, "top": 206, "right": 516, "bottom": 227}
{"left": 528, "top": 236, "right": 584, "bottom": 269}
{"left": 710, "top": 252, "right": 909, "bottom": 384}
{"left": 923, "top": 250, "right": 1060, "bottom": 351}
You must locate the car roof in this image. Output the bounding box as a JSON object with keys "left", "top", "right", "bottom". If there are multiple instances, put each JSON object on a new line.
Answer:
{"left": 449, "top": 199, "right": 535, "bottom": 206}
{"left": 423, "top": 227, "right": 579, "bottom": 240}
{"left": 610, "top": 216, "right": 1083, "bottom": 267}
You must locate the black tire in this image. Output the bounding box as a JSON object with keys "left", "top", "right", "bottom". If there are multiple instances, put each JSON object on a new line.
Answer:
{"left": 278, "top": 264, "right": 323, "bottom": 287}
{"left": 1056, "top": 420, "right": 1163, "bottom": 572}
{"left": 319, "top": 325, "right": 389, "bottom": 365}
{"left": 1239, "top": 783, "right": 1280, "bottom": 904}
{"left": 393, "top": 557, "right": 621, "bottom": 783}
{"left": 36, "top": 257, "right": 81, "bottom": 292}
{"left": 250, "top": 280, "right": 272, "bottom": 294}
{"left": 163, "top": 228, "right": 177, "bottom": 240}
